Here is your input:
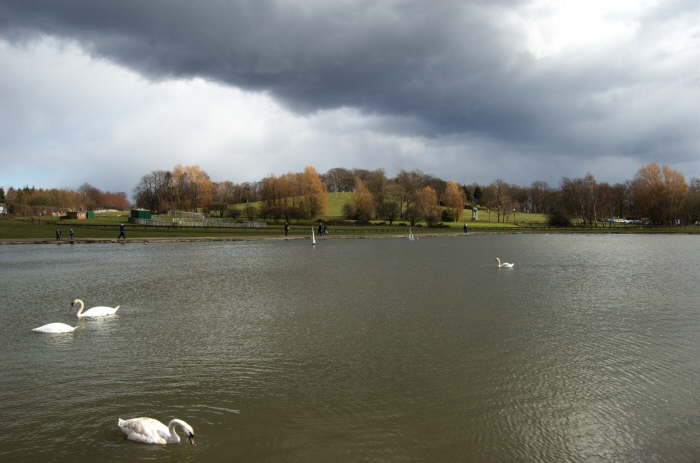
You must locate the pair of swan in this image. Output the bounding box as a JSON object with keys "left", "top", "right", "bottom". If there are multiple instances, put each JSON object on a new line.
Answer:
{"left": 118, "top": 417, "right": 195, "bottom": 445}
{"left": 496, "top": 257, "right": 514, "bottom": 268}
{"left": 32, "top": 299, "right": 120, "bottom": 333}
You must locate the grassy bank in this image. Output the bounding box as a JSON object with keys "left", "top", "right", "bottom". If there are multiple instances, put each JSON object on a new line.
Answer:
{"left": 2, "top": 215, "right": 700, "bottom": 243}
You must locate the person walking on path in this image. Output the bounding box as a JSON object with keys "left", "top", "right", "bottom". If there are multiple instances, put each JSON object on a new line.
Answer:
{"left": 118, "top": 223, "right": 126, "bottom": 239}
{"left": 463, "top": 223, "right": 468, "bottom": 233}
{"left": 284, "top": 222, "right": 289, "bottom": 237}
{"left": 69, "top": 228, "right": 75, "bottom": 240}
{"left": 56, "top": 229, "right": 61, "bottom": 241}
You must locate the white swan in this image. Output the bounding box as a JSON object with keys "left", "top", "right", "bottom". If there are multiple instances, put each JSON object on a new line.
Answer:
{"left": 32, "top": 322, "right": 78, "bottom": 333}
{"left": 496, "top": 257, "right": 514, "bottom": 268}
{"left": 118, "top": 417, "right": 195, "bottom": 445}
{"left": 72, "top": 299, "right": 119, "bottom": 318}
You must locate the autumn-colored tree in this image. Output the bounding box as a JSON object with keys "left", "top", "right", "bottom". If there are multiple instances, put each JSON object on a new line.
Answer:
{"left": 663, "top": 165, "right": 688, "bottom": 223}
{"left": 352, "top": 177, "right": 376, "bottom": 221}
{"left": 260, "top": 173, "right": 293, "bottom": 219}
{"left": 631, "top": 163, "right": 687, "bottom": 224}
{"left": 631, "top": 163, "right": 665, "bottom": 224}
{"left": 171, "top": 165, "right": 214, "bottom": 211}
{"left": 101, "top": 192, "right": 130, "bottom": 210}
{"left": 260, "top": 167, "right": 327, "bottom": 219}
{"left": 423, "top": 175, "right": 447, "bottom": 199}
{"left": 73, "top": 184, "right": 130, "bottom": 210}
{"left": 299, "top": 166, "right": 328, "bottom": 218}
{"left": 415, "top": 186, "right": 440, "bottom": 226}
{"left": 442, "top": 180, "right": 464, "bottom": 221}
{"left": 4, "top": 185, "right": 129, "bottom": 215}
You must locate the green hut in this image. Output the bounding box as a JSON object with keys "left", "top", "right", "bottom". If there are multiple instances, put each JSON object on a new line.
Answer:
{"left": 130, "top": 209, "right": 152, "bottom": 221}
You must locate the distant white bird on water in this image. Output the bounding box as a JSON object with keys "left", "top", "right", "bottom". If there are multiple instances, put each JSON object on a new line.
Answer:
{"left": 496, "top": 257, "right": 514, "bottom": 268}
{"left": 72, "top": 298, "right": 119, "bottom": 318}
{"left": 118, "top": 417, "right": 196, "bottom": 445}
{"left": 32, "top": 322, "right": 79, "bottom": 333}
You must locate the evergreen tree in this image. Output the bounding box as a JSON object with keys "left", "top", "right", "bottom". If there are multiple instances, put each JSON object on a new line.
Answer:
{"left": 473, "top": 185, "right": 483, "bottom": 203}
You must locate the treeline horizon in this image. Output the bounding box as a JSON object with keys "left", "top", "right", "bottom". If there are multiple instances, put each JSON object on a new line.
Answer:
{"left": 0, "top": 183, "right": 129, "bottom": 216}
{"left": 3, "top": 162, "right": 700, "bottom": 226}
{"left": 132, "top": 162, "right": 700, "bottom": 226}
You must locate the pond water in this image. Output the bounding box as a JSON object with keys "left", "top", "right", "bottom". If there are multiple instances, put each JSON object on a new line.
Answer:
{"left": 1, "top": 235, "right": 700, "bottom": 462}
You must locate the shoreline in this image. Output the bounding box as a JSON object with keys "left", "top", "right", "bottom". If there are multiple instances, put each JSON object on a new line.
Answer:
{"left": 2, "top": 228, "right": 698, "bottom": 245}
{"left": 0, "top": 232, "right": 470, "bottom": 245}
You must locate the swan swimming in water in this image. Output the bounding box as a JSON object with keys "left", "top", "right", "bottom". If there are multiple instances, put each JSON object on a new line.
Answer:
{"left": 496, "top": 257, "right": 514, "bottom": 268}
{"left": 118, "top": 417, "right": 196, "bottom": 445}
{"left": 32, "top": 322, "right": 79, "bottom": 333}
{"left": 72, "top": 299, "right": 119, "bottom": 318}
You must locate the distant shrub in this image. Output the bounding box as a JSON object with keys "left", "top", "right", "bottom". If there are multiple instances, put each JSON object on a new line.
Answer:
{"left": 342, "top": 202, "right": 356, "bottom": 220}
{"left": 441, "top": 208, "right": 456, "bottom": 222}
{"left": 548, "top": 210, "right": 571, "bottom": 227}
{"left": 224, "top": 208, "right": 242, "bottom": 219}
{"left": 424, "top": 214, "right": 441, "bottom": 227}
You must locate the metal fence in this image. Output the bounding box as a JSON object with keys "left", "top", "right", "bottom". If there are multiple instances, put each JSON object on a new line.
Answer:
{"left": 131, "top": 217, "right": 267, "bottom": 228}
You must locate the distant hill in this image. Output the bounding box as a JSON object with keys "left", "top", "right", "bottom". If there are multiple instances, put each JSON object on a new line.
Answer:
{"left": 230, "top": 192, "right": 549, "bottom": 225}
{"left": 232, "top": 192, "right": 351, "bottom": 219}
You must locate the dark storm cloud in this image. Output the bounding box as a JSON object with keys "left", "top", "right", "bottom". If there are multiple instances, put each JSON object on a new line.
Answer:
{"left": 0, "top": 0, "right": 546, "bottom": 138}
{"left": 1, "top": 0, "right": 699, "bottom": 178}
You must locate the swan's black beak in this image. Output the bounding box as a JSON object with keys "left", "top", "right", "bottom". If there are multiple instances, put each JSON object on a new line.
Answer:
{"left": 188, "top": 434, "right": 196, "bottom": 446}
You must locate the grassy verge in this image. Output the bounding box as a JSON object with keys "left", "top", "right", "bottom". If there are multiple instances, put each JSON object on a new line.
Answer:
{"left": 0, "top": 217, "right": 452, "bottom": 240}
{"left": 3, "top": 215, "right": 700, "bottom": 242}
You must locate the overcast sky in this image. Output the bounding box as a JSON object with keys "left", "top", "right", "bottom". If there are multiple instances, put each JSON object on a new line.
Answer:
{"left": 1, "top": 0, "right": 699, "bottom": 194}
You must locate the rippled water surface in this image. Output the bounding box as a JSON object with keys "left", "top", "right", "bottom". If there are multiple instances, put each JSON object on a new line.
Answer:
{"left": 1, "top": 235, "right": 700, "bottom": 462}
